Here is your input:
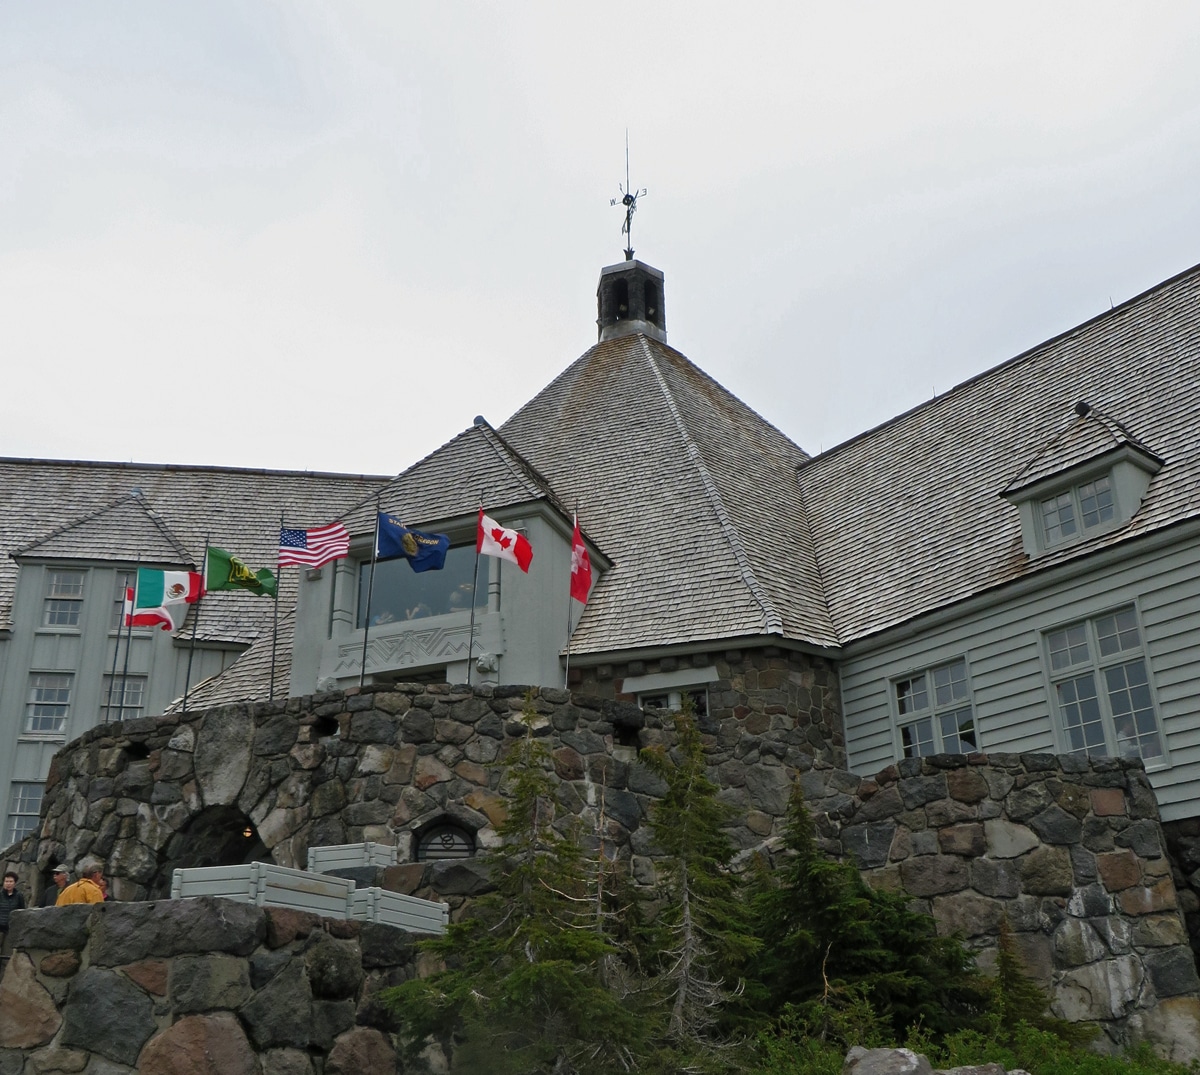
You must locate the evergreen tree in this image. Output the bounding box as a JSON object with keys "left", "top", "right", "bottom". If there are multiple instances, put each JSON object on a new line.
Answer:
{"left": 747, "top": 787, "right": 988, "bottom": 1043}
{"left": 638, "top": 708, "right": 759, "bottom": 1063}
{"left": 990, "top": 915, "right": 1094, "bottom": 1047}
{"left": 384, "top": 694, "right": 645, "bottom": 1074}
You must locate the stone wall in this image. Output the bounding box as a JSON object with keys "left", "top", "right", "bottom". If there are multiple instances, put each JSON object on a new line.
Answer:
{"left": 801, "top": 752, "right": 1200, "bottom": 1059}
{"left": 0, "top": 897, "right": 424, "bottom": 1074}
{"left": 2, "top": 683, "right": 1199, "bottom": 1055}
{"left": 571, "top": 645, "right": 845, "bottom": 768}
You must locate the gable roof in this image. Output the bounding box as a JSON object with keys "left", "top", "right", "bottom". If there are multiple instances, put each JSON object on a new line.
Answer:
{"left": 796, "top": 260, "right": 1200, "bottom": 645}
{"left": 1002, "top": 403, "right": 1164, "bottom": 495}
{"left": 0, "top": 459, "right": 389, "bottom": 640}
{"left": 14, "top": 492, "right": 193, "bottom": 565}
{"left": 500, "top": 332, "right": 838, "bottom": 653}
{"left": 339, "top": 421, "right": 563, "bottom": 537}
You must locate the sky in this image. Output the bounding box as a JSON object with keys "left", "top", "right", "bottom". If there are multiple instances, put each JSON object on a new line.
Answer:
{"left": 4, "top": 2, "right": 1200, "bottom": 475}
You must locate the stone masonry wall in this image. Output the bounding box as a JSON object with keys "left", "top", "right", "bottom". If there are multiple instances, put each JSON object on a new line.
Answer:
{"left": 572, "top": 645, "right": 845, "bottom": 768}
{"left": 0, "top": 897, "right": 425, "bottom": 1074}
{"left": 2, "top": 683, "right": 1199, "bottom": 1055}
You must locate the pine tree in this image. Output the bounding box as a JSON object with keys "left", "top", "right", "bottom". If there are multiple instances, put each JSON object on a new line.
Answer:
{"left": 638, "top": 707, "right": 759, "bottom": 1062}
{"left": 384, "top": 693, "right": 645, "bottom": 1074}
{"left": 747, "top": 787, "right": 988, "bottom": 1043}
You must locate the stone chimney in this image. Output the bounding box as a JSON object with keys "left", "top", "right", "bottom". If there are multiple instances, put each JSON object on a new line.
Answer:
{"left": 596, "top": 260, "right": 666, "bottom": 344}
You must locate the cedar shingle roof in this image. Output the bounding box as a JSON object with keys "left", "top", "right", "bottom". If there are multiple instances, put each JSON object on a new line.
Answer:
{"left": 796, "top": 261, "right": 1200, "bottom": 644}
{"left": 500, "top": 333, "right": 838, "bottom": 653}
{"left": 338, "top": 422, "right": 561, "bottom": 537}
{"left": 1002, "top": 404, "right": 1163, "bottom": 494}
{"left": 0, "top": 459, "right": 389, "bottom": 642}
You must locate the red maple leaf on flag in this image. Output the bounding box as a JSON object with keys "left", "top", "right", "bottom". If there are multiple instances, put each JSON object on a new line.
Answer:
{"left": 490, "top": 528, "right": 512, "bottom": 549}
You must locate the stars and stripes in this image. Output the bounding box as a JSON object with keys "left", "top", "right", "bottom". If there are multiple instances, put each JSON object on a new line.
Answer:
{"left": 278, "top": 522, "right": 350, "bottom": 568}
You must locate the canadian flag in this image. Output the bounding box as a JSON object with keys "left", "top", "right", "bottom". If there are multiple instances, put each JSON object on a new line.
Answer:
{"left": 570, "top": 517, "right": 591, "bottom": 603}
{"left": 477, "top": 509, "right": 533, "bottom": 573}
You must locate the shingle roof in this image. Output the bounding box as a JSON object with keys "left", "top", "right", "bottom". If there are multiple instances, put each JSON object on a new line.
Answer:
{"left": 796, "top": 261, "right": 1200, "bottom": 644}
{"left": 500, "top": 333, "right": 838, "bottom": 653}
{"left": 1002, "top": 404, "right": 1163, "bottom": 494}
{"left": 0, "top": 459, "right": 389, "bottom": 641}
{"left": 163, "top": 607, "right": 294, "bottom": 712}
{"left": 339, "top": 421, "right": 560, "bottom": 536}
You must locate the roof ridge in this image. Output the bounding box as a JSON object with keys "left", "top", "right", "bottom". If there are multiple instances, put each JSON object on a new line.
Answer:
{"left": 474, "top": 422, "right": 563, "bottom": 511}
{"left": 639, "top": 335, "right": 784, "bottom": 635}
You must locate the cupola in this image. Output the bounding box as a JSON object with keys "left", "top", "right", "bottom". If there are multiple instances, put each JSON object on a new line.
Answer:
{"left": 596, "top": 260, "right": 667, "bottom": 344}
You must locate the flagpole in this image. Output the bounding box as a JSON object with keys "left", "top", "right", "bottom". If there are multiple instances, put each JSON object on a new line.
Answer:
{"left": 564, "top": 510, "right": 577, "bottom": 690}
{"left": 270, "top": 512, "right": 283, "bottom": 701}
{"left": 105, "top": 569, "right": 127, "bottom": 723}
{"left": 183, "top": 540, "right": 208, "bottom": 714}
{"left": 116, "top": 558, "right": 140, "bottom": 722}
{"left": 359, "top": 503, "right": 382, "bottom": 689}
{"left": 467, "top": 503, "right": 483, "bottom": 688}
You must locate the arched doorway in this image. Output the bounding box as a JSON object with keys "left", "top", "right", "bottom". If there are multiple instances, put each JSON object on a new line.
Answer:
{"left": 148, "top": 805, "right": 270, "bottom": 899}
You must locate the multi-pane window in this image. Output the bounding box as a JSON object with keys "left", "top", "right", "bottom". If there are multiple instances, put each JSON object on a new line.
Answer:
{"left": 25, "top": 673, "right": 72, "bottom": 735}
{"left": 895, "top": 658, "right": 977, "bottom": 758}
{"left": 43, "top": 569, "right": 85, "bottom": 627}
{"left": 6, "top": 783, "right": 43, "bottom": 846}
{"left": 1039, "top": 475, "right": 1115, "bottom": 546}
{"left": 1047, "top": 606, "right": 1163, "bottom": 761}
{"left": 100, "top": 674, "right": 147, "bottom": 723}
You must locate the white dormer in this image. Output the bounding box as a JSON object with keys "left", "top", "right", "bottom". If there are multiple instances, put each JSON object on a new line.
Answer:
{"left": 1002, "top": 401, "right": 1164, "bottom": 558}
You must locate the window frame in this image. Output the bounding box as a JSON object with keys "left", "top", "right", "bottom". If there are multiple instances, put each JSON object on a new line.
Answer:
{"left": 1042, "top": 604, "right": 1166, "bottom": 766}
{"left": 42, "top": 568, "right": 86, "bottom": 629}
{"left": 24, "top": 672, "right": 73, "bottom": 738}
{"left": 891, "top": 656, "right": 979, "bottom": 759}
{"left": 6, "top": 782, "right": 43, "bottom": 846}
{"left": 1038, "top": 474, "right": 1116, "bottom": 548}
{"left": 100, "top": 673, "right": 148, "bottom": 723}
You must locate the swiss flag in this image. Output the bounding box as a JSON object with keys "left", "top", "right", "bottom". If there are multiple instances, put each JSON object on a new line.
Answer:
{"left": 477, "top": 509, "right": 533, "bottom": 573}
{"left": 570, "top": 517, "right": 591, "bottom": 603}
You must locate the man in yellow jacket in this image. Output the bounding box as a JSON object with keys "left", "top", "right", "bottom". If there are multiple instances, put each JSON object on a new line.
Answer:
{"left": 56, "top": 858, "right": 105, "bottom": 906}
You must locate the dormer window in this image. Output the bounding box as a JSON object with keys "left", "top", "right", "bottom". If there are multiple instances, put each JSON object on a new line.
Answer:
{"left": 1039, "top": 474, "right": 1115, "bottom": 546}
{"left": 1002, "top": 402, "right": 1163, "bottom": 558}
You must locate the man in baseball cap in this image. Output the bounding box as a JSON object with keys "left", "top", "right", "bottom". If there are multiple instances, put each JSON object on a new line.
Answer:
{"left": 42, "top": 865, "right": 69, "bottom": 907}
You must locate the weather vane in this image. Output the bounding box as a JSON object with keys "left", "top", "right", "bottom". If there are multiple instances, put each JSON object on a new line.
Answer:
{"left": 610, "top": 132, "right": 646, "bottom": 261}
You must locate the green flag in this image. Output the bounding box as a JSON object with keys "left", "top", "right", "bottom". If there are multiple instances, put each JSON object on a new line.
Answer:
{"left": 205, "top": 546, "right": 277, "bottom": 598}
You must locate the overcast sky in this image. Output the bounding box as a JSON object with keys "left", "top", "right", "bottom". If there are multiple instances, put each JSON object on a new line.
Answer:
{"left": 4, "top": 3, "right": 1200, "bottom": 476}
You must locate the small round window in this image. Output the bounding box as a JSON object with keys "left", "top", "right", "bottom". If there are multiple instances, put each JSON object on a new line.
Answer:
{"left": 415, "top": 823, "right": 475, "bottom": 862}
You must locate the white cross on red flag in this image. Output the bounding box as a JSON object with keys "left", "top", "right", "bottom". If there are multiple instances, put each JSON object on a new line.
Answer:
{"left": 570, "top": 516, "right": 591, "bottom": 603}
{"left": 477, "top": 509, "right": 533, "bottom": 573}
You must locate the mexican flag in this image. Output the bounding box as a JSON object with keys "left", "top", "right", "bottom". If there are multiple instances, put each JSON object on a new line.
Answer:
{"left": 129, "top": 568, "right": 205, "bottom": 632}
{"left": 206, "top": 546, "right": 277, "bottom": 598}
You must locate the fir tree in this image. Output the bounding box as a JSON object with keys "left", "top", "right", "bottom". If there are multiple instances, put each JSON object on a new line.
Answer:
{"left": 384, "top": 694, "right": 645, "bottom": 1074}
{"left": 747, "top": 787, "right": 988, "bottom": 1043}
{"left": 638, "top": 707, "right": 759, "bottom": 1061}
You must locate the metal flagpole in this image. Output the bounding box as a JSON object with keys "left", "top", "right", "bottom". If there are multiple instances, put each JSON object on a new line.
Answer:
{"left": 359, "top": 503, "right": 382, "bottom": 689}
{"left": 183, "top": 540, "right": 208, "bottom": 714}
{"left": 270, "top": 512, "right": 282, "bottom": 700}
{"left": 116, "top": 558, "right": 140, "bottom": 722}
{"left": 466, "top": 501, "right": 483, "bottom": 688}
{"left": 105, "top": 570, "right": 128, "bottom": 722}
{"left": 563, "top": 510, "right": 578, "bottom": 689}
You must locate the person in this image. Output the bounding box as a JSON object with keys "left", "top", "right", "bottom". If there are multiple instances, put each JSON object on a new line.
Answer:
{"left": 56, "top": 858, "right": 105, "bottom": 906}
{"left": 42, "top": 864, "right": 69, "bottom": 906}
{"left": 0, "top": 871, "right": 26, "bottom": 956}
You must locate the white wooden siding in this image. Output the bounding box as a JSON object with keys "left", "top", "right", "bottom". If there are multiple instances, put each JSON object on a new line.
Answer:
{"left": 841, "top": 536, "right": 1200, "bottom": 820}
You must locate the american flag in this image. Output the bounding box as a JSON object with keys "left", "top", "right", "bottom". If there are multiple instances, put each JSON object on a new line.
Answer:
{"left": 278, "top": 522, "right": 350, "bottom": 568}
